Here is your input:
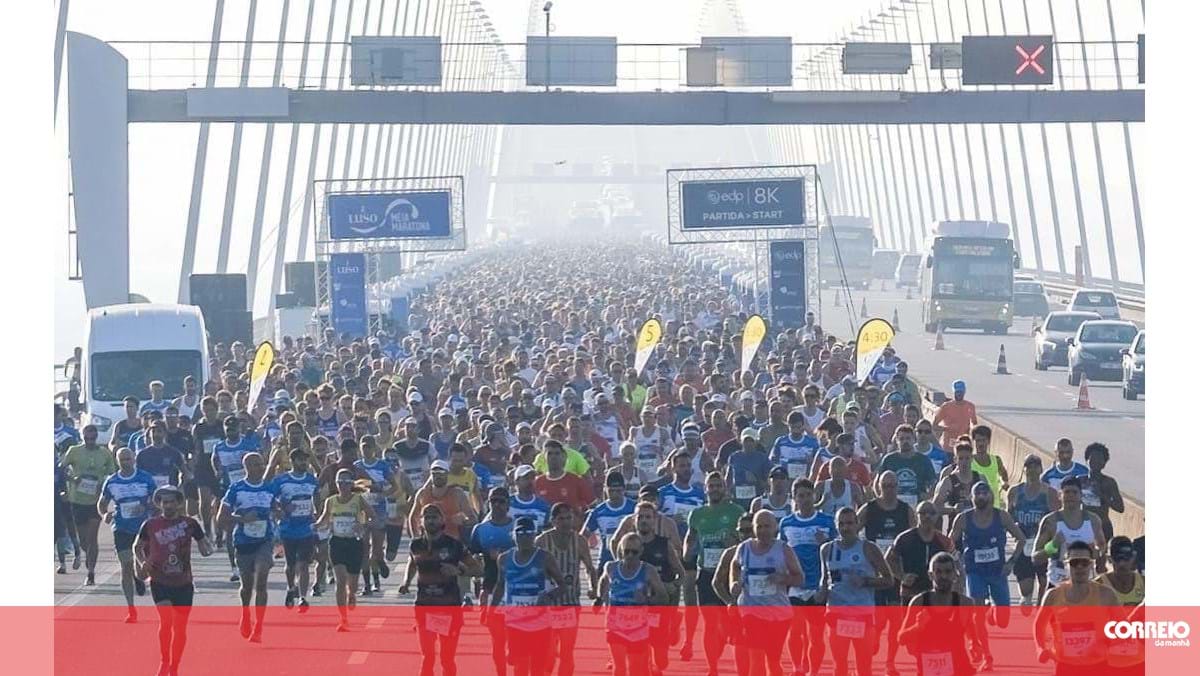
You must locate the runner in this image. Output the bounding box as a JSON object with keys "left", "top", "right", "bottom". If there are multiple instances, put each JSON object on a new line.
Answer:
{"left": 533, "top": 440, "right": 596, "bottom": 525}
{"left": 509, "top": 464, "right": 553, "bottom": 531}
{"left": 1007, "top": 454, "right": 1060, "bottom": 606}
{"left": 1080, "top": 442, "right": 1125, "bottom": 542}
{"left": 98, "top": 446, "right": 157, "bottom": 621}
{"left": 779, "top": 478, "right": 836, "bottom": 676}
{"left": 932, "top": 442, "right": 983, "bottom": 522}
{"left": 1033, "top": 477, "right": 1109, "bottom": 591}
{"left": 914, "top": 420, "right": 951, "bottom": 476}
{"left": 821, "top": 507, "right": 893, "bottom": 676}
{"left": 683, "top": 471, "right": 745, "bottom": 675}
{"left": 538, "top": 501, "right": 599, "bottom": 676}
{"left": 1033, "top": 540, "right": 1121, "bottom": 675}
{"left": 489, "top": 516, "right": 566, "bottom": 676}
{"left": 59, "top": 424, "right": 116, "bottom": 585}
{"left": 582, "top": 471, "right": 637, "bottom": 568}
{"left": 968, "top": 426, "right": 1009, "bottom": 508}
{"left": 729, "top": 510, "right": 804, "bottom": 676}
{"left": 1095, "top": 537, "right": 1146, "bottom": 675}
{"left": 1040, "top": 438, "right": 1088, "bottom": 492}
{"left": 769, "top": 410, "right": 821, "bottom": 486}
{"left": 886, "top": 500, "right": 955, "bottom": 608}
{"left": 314, "top": 468, "right": 378, "bottom": 631}
{"left": 635, "top": 501, "right": 686, "bottom": 675}
{"left": 400, "top": 503, "right": 482, "bottom": 676}
{"left": 133, "top": 486, "right": 213, "bottom": 676}
{"left": 354, "top": 434, "right": 398, "bottom": 595}
{"left": 896, "top": 552, "right": 977, "bottom": 676}
{"left": 212, "top": 415, "right": 258, "bottom": 574}
{"left": 469, "top": 487, "right": 516, "bottom": 676}
{"left": 749, "top": 465, "right": 792, "bottom": 522}
{"left": 857, "top": 470, "right": 917, "bottom": 676}
{"left": 409, "top": 460, "right": 477, "bottom": 544}
{"left": 814, "top": 456, "right": 866, "bottom": 517}
{"left": 657, "top": 450, "right": 707, "bottom": 661}
{"left": 878, "top": 425, "right": 937, "bottom": 509}
{"left": 598, "top": 533, "right": 668, "bottom": 676}
{"left": 270, "top": 448, "right": 319, "bottom": 612}
{"left": 948, "top": 481, "right": 1028, "bottom": 669}
{"left": 216, "top": 452, "right": 277, "bottom": 642}
{"left": 931, "top": 380, "right": 977, "bottom": 450}
{"left": 186, "top": 396, "right": 223, "bottom": 537}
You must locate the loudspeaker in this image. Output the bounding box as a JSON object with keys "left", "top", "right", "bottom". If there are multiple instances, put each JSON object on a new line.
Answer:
{"left": 189, "top": 274, "right": 247, "bottom": 312}
{"left": 275, "top": 293, "right": 299, "bottom": 309}
{"left": 285, "top": 262, "right": 317, "bottom": 307}
{"left": 204, "top": 310, "right": 253, "bottom": 347}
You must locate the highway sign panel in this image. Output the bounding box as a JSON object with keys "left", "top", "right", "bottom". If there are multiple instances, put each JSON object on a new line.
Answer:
{"left": 680, "top": 178, "right": 806, "bottom": 230}
{"left": 327, "top": 191, "right": 453, "bottom": 240}
{"left": 962, "top": 35, "right": 1054, "bottom": 86}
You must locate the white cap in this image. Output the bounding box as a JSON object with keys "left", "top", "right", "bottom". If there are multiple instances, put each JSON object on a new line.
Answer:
{"left": 408, "top": 391, "right": 424, "bottom": 403}
{"left": 430, "top": 460, "right": 450, "bottom": 472}
{"left": 515, "top": 464, "right": 536, "bottom": 479}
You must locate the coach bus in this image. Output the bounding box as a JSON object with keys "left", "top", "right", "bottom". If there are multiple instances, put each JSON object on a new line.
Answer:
{"left": 818, "top": 216, "right": 875, "bottom": 289}
{"left": 920, "top": 221, "right": 1020, "bottom": 335}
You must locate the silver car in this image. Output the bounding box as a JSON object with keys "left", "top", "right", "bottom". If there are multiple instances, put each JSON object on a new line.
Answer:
{"left": 1065, "top": 289, "right": 1121, "bottom": 320}
{"left": 1033, "top": 311, "right": 1101, "bottom": 370}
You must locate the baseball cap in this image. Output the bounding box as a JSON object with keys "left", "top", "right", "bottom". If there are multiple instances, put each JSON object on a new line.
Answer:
{"left": 605, "top": 470, "right": 627, "bottom": 488}
{"left": 438, "top": 408, "right": 454, "bottom": 418}
{"left": 408, "top": 391, "right": 424, "bottom": 403}
{"left": 430, "top": 460, "right": 450, "bottom": 473}
{"left": 589, "top": 369, "right": 604, "bottom": 379}
{"left": 740, "top": 427, "right": 759, "bottom": 442}
{"left": 514, "top": 464, "right": 536, "bottom": 479}
{"left": 768, "top": 465, "right": 789, "bottom": 479}
{"left": 516, "top": 421, "right": 532, "bottom": 431}
{"left": 681, "top": 424, "right": 701, "bottom": 439}
{"left": 952, "top": 380, "right": 967, "bottom": 392}
{"left": 514, "top": 517, "right": 538, "bottom": 535}
{"left": 739, "top": 391, "right": 754, "bottom": 402}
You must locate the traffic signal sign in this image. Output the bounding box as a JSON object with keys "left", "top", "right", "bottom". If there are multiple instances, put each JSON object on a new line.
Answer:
{"left": 962, "top": 35, "right": 1054, "bottom": 86}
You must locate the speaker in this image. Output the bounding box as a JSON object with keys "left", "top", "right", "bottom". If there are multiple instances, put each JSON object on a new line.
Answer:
{"left": 204, "top": 310, "right": 252, "bottom": 347}
{"left": 190, "top": 274, "right": 247, "bottom": 312}
{"left": 275, "top": 293, "right": 299, "bottom": 309}
{"left": 285, "top": 262, "right": 317, "bottom": 307}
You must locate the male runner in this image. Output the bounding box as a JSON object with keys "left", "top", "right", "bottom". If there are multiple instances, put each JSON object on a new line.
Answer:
{"left": 779, "top": 478, "right": 836, "bottom": 675}
{"left": 99, "top": 446, "right": 157, "bottom": 621}
{"left": 59, "top": 424, "right": 116, "bottom": 584}
{"left": 857, "top": 470, "right": 917, "bottom": 675}
{"left": 896, "top": 552, "right": 977, "bottom": 676}
{"left": 469, "top": 487, "right": 515, "bottom": 676}
{"left": 216, "top": 452, "right": 277, "bottom": 642}
{"left": 270, "top": 448, "right": 319, "bottom": 611}
{"left": 683, "top": 471, "right": 745, "bottom": 675}
{"left": 729, "top": 510, "right": 805, "bottom": 676}
{"left": 1034, "top": 541, "right": 1121, "bottom": 675}
{"left": 537, "top": 502, "right": 598, "bottom": 676}
{"left": 1008, "top": 454, "right": 1060, "bottom": 606}
{"left": 488, "top": 517, "right": 566, "bottom": 676}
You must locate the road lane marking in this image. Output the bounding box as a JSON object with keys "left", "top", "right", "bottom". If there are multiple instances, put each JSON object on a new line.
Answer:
{"left": 366, "top": 617, "right": 385, "bottom": 630}
{"left": 348, "top": 652, "right": 369, "bottom": 665}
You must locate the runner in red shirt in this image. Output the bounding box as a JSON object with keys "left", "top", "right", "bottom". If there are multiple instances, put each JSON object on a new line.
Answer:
{"left": 534, "top": 440, "right": 596, "bottom": 527}
{"left": 134, "top": 485, "right": 213, "bottom": 676}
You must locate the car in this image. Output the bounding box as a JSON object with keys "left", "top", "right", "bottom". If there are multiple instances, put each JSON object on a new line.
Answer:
{"left": 894, "top": 253, "right": 922, "bottom": 288}
{"left": 1013, "top": 280, "right": 1051, "bottom": 319}
{"left": 1065, "top": 288, "right": 1121, "bottom": 320}
{"left": 1121, "top": 330, "right": 1145, "bottom": 400}
{"left": 1034, "top": 311, "right": 1101, "bottom": 370}
{"left": 1066, "top": 320, "right": 1140, "bottom": 385}
{"left": 873, "top": 249, "right": 901, "bottom": 281}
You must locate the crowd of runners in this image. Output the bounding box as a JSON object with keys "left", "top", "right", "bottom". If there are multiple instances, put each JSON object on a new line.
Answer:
{"left": 53, "top": 241, "right": 1146, "bottom": 676}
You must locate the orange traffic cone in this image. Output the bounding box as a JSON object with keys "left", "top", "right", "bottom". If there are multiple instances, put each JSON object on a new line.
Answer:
{"left": 860, "top": 298, "right": 868, "bottom": 318}
{"left": 933, "top": 324, "right": 945, "bottom": 351}
{"left": 1075, "top": 373, "right": 1095, "bottom": 410}
{"left": 834, "top": 288, "right": 842, "bottom": 307}
{"left": 892, "top": 308, "right": 901, "bottom": 332}
{"left": 995, "top": 344, "right": 1009, "bottom": 375}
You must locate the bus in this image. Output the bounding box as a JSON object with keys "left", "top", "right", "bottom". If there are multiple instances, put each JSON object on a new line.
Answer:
{"left": 81, "top": 304, "right": 210, "bottom": 443}
{"left": 919, "top": 221, "right": 1020, "bottom": 335}
{"left": 818, "top": 216, "right": 875, "bottom": 289}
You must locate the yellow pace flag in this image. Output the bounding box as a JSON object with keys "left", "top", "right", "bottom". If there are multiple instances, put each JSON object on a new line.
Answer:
{"left": 633, "top": 319, "right": 663, "bottom": 377}
{"left": 246, "top": 341, "right": 276, "bottom": 412}
{"left": 740, "top": 314, "right": 768, "bottom": 373}
{"left": 855, "top": 318, "right": 896, "bottom": 384}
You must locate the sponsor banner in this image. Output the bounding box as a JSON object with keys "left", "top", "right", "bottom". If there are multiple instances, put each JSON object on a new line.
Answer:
{"left": 741, "top": 314, "right": 767, "bottom": 373}
{"left": 680, "top": 178, "right": 805, "bottom": 230}
{"left": 327, "top": 191, "right": 453, "bottom": 240}
{"left": 245, "top": 342, "right": 275, "bottom": 412}
{"left": 633, "top": 319, "right": 663, "bottom": 377}
{"left": 769, "top": 240, "right": 807, "bottom": 328}
{"left": 330, "top": 253, "right": 368, "bottom": 339}
{"left": 855, "top": 317, "right": 896, "bottom": 383}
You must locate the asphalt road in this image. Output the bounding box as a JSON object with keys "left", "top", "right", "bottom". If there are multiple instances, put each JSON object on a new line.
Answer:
{"left": 818, "top": 285, "right": 1145, "bottom": 503}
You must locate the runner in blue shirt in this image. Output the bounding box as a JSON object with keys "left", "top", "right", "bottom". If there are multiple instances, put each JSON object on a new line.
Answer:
{"left": 658, "top": 452, "right": 707, "bottom": 540}
{"left": 915, "top": 420, "right": 951, "bottom": 476}
{"left": 770, "top": 411, "right": 821, "bottom": 484}
{"left": 582, "top": 471, "right": 637, "bottom": 565}
{"left": 99, "top": 446, "right": 158, "bottom": 623}
{"left": 137, "top": 380, "right": 173, "bottom": 417}
{"left": 1039, "top": 438, "right": 1089, "bottom": 491}
{"left": 217, "top": 452, "right": 278, "bottom": 642}
{"left": 355, "top": 436, "right": 399, "bottom": 593}
{"left": 53, "top": 404, "right": 80, "bottom": 455}
{"left": 510, "top": 465, "right": 553, "bottom": 531}
{"left": 470, "top": 486, "right": 517, "bottom": 675}
{"left": 270, "top": 448, "right": 319, "bottom": 612}
{"left": 778, "top": 478, "right": 836, "bottom": 674}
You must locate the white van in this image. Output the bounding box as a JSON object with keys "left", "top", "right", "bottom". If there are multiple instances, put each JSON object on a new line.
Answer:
{"left": 81, "top": 304, "right": 210, "bottom": 443}
{"left": 894, "top": 253, "right": 922, "bottom": 288}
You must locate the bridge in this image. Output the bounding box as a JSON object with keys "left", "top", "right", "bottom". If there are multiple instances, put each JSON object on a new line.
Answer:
{"left": 57, "top": 0, "right": 1145, "bottom": 532}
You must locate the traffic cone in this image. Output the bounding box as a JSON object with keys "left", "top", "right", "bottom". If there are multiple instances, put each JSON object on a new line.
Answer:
{"left": 834, "top": 288, "right": 842, "bottom": 307}
{"left": 1075, "top": 373, "right": 1095, "bottom": 410}
{"left": 995, "top": 344, "right": 1009, "bottom": 375}
{"left": 860, "top": 298, "right": 868, "bottom": 318}
{"left": 892, "top": 308, "right": 901, "bottom": 332}
{"left": 933, "top": 324, "right": 945, "bottom": 350}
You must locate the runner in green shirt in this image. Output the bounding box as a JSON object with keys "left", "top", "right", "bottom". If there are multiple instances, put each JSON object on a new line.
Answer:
{"left": 58, "top": 425, "right": 117, "bottom": 584}
{"left": 683, "top": 472, "right": 745, "bottom": 674}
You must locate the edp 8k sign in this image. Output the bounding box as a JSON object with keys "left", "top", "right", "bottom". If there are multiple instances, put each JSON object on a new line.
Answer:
{"left": 327, "top": 191, "right": 452, "bottom": 240}
{"left": 769, "top": 240, "right": 807, "bottom": 328}
{"left": 681, "top": 178, "right": 805, "bottom": 230}
{"left": 330, "top": 253, "right": 367, "bottom": 338}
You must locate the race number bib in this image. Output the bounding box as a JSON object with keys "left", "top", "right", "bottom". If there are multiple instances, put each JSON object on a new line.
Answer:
{"left": 316, "top": 525, "right": 332, "bottom": 541}
{"left": 787, "top": 462, "right": 807, "bottom": 479}
{"left": 638, "top": 458, "right": 659, "bottom": 476}
{"left": 509, "top": 595, "right": 537, "bottom": 607}
{"left": 673, "top": 503, "right": 697, "bottom": 520}
{"left": 973, "top": 547, "right": 1000, "bottom": 564}
{"left": 386, "top": 501, "right": 400, "bottom": 520}
{"left": 227, "top": 468, "right": 247, "bottom": 484}
{"left": 290, "top": 500, "right": 313, "bottom": 518}
{"left": 920, "top": 651, "right": 955, "bottom": 676}
{"left": 1062, "top": 625, "right": 1096, "bottom": 658}
{"left": 702, "top": 547, "right": 723, "bottom": 569}
{"left": 835, "top": 618, "right": 867, "bottom": 639}
{"left": 609, "top": 607, "right": 647, "bottom": 632}
{"left": 875, "top": 538, "right": 894, "bottom": 552}
{"left": 549, "top": 608, "right": 578, "bottom": 629}
{"left": 332, "top": 516, "right": 358, "bottom": 538}
{"left": 242, "top": 520, "right": 268, "bottom": 539}
{"left": 77, "top": 477, "right": 100, "bottom": 496}
{"left": 118, "top": 502, "right": 144, "bottom": 520}
{"left": 747, "top": 574, "right": 774, "bottom": 597}
{"left": 647, "top": 612, "right": 661, "bottom": 628}
{"left": 734, "top": 485, "right": 756, "bottom": 500}
{"left": 425, "top": 612, "right": 453, "bottom": 637}
{"left": 153, "top": 475, "right": 170, "bottom": 488}
{"left": 1023, "top": 541, "right": 1035, "bottom": 557}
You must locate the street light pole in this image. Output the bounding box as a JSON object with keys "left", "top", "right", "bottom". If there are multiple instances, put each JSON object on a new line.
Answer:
{"left": 543, "top": 2, "right": 553, "bottom": 92}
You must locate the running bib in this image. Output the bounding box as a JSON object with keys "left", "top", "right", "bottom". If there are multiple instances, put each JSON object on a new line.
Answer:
{"left": 973, "top": 547, "right": 1000, "bottom": 564}
{"left": 425, "top": 612, "right": 453, "bottom": 637}
{"left": 638, "top": 458, "right": 659, "bottom": 475}
{"left": 747, "top": 574, "right": 774, "bottom": 597}
{"left": 118, "top": 502, "right": 144, "bottom": 520}
{"left": 787, "top": 462, "right": 807, "bottom": 479}
{"left": 609, "top": 607, "right": 647, "bottom": 632}
{"left": 1082, "top": 488, "right": 1101, "bottom": 508}
{"left": 509, "top": 595, "right": 537, "bottom": 607}
{"left": 242, "top": 520, "right": 268, "bottom": 539}
{"left": 647, "top": 612, "right": 661, "bottom": 628}
{"left": 734, "top": 485, "right": 756, "bottom": 500}
{"left": 702, "top": 547, "right": 723, "bottom": 569}
{"left": 920, "top": 651, "right": 955, "bottom": 676}
{"left": 1023, "top": 541, "right": 1035, "bottom": 557}
{"left": 77, "top": 477, "right": 100, "bottom": 496}
{"left": 227, "top": 469, "right": 247, "bottom": 484}
{"left": 290, "top": 500, "right": 313, "bottom": 518}
{"left": 332, "top": 516, "right": 358, "bottom": 538}
{"left": 1062, "top": 625, "right": 1097, "bottom": 658}
{"left": 316, "top": 525, "right": 332, "bottom": 541}
{"left": 835, "top": 618, "right": 867, "bottom": 639}
{"left": 153, "top": 475, "right": 170, "bottom": 488}
{"left": 386, "top": 501, "right": 400, "bottom": 520}
{"left": 549, "top": 608, "right": 578, "bottom": 629}
{"left": 875, "top": 538, "right": 894, "bottom": 551}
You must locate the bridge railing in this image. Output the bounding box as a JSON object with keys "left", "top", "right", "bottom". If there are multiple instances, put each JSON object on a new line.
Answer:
{"left": 1024, "top": 269, "right": 1145, "bottom": 323}
{"left": 106, "top": 39, "right": 1143, "bottom": 93}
